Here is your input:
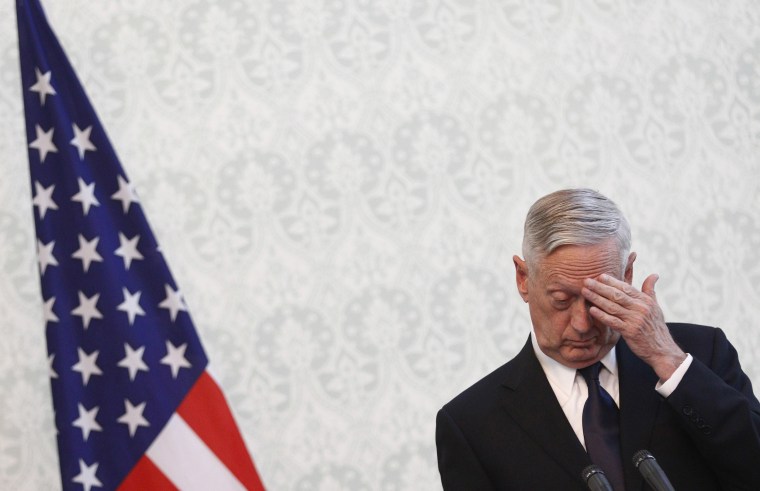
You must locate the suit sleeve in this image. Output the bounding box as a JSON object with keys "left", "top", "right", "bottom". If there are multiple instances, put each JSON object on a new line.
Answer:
{"left": 436, "top": 407, "right": 495, "bottom": 491}
{"left": 665, "top": 327, "right": 760, "bottom": 488}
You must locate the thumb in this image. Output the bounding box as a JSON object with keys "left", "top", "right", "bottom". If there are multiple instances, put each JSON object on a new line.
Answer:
{"left": 642, "top": 273, "right": 659, "bottom": 297}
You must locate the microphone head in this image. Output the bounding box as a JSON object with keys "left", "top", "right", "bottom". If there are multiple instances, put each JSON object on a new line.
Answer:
{"left": 581, "top": 464, "right": 605, "bottom": 483}
{"left": 632, "top": 449, "right": 655, "bottom": 468}
{"left": 581, "top": 465, "right": 614, "bottom": 491}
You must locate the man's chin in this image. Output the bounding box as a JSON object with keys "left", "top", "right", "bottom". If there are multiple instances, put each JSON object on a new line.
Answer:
{"left": 559, "top": 345, "right": 606, "bottom": 367}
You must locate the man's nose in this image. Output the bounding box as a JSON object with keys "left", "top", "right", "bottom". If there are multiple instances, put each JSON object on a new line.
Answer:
{"left": 571, "top": 298, "right": 594, "bottom": 332}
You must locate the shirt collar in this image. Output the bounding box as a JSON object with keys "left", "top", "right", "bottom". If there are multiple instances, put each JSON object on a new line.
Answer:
{"left": 530, "top": 330, "right": 618, "bottom": 403}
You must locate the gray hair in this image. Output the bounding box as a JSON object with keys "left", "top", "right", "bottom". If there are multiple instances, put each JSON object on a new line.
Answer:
{"left": 522, "top": 188, "right": 631, "bottom": 272}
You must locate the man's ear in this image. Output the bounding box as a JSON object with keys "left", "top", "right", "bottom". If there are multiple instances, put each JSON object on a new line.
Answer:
{"left": 513, "top": 255, "right": 530, "bottom": 302}
{"left": 624, "top": 251, "right": 636, "bottom": 284}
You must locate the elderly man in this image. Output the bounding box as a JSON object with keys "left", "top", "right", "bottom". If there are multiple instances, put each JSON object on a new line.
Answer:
{"left": 436, "top": 188, "right": 760, "bottom": 490}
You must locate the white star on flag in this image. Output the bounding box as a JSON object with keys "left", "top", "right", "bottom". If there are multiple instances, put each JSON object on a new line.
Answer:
{"left": 158, "top": 284, "right": 187, "bottom": 322}
{"left": 117, "top": 288, "right": 146, "bottom": 326}
{"left": 28, "top": 124, "right": 58, "bottom": 162}
{"left": 71, "top": 234, "right": 103, "bottom": 273}
{"left": 72, "top": 403, "right": 103, "bottom": 441}
{"left": 43, "top": 296, "right": 59, "bottom": 324}
{"left": 161, "top": 341, "right": 192, "bottom": 378}
{"left": 72, "top": 459, "right": 102, "bottom": 491}
{"left": 36, "top": 239, "right": 59, "bottom": 275}
{"left": 29, "top": 67, "right": 56, "bottom": 105}
{"left": 111, "top": 175, "right": 139, "bottom": 213}
{"left": 117, "top": 343, "right": 149, "bottom": 381}
{"left": 114, "top": 233, "right": 144, "bottom": 270}
{"left": 70, "top": 123, "right": 96, "bottom": 160}
{"left": 48, "top": 353, "right": 58, "bottom": 379}
{"left": 117, "top": 399, "right": 150, "bottom": 437}
{"left": 71, "top": 177, "right": 100, "bottom": 215}
{"left": 32, "top": 181, "right": 58, "bottom": 218}
{"left": 71, "top": 291, "right": 103, "bottom": 329}
{"left": 71, "top": 348, "right": 103, "bottom": 386}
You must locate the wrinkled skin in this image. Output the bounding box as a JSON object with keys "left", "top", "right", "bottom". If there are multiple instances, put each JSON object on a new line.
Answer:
{"left": 514, "top": 239, "right": 686, "bottom": 380}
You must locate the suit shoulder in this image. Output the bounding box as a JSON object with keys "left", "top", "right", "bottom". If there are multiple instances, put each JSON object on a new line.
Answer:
{"left": 666, "top": 322, "right": 731, "bottom": 364}
{"left": 440, "top": 358, "right": 517, "bottom": 419}
{"left": 667, "top": 322, "right": 721, "bottom": 344}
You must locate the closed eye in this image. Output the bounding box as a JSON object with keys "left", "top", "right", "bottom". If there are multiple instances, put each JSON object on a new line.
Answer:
{"left": 551, "top": 297, "right": 572, "bottom": 309}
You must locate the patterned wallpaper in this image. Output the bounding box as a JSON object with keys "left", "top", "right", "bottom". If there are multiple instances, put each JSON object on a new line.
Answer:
{"left": 1, "top": 0, "right": 759, "bottom": 489}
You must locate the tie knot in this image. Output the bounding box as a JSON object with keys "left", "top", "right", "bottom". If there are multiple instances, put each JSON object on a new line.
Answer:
{"left": 579, "top": 361, "right": 602, "bottom": 384}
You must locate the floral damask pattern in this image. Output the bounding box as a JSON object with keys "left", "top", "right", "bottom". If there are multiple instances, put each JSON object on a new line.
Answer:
{"left": 1, "top": 0, "right": 759, "bottom": 489}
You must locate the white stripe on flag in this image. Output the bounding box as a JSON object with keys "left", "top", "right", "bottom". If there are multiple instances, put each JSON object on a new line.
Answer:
{"left": 146, "top": 413, "right": 246, "bottom": 491}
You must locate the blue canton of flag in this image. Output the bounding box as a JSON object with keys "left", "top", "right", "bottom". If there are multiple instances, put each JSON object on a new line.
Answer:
{"left": 17, "top": 1, "right": 265, "bottom": 490}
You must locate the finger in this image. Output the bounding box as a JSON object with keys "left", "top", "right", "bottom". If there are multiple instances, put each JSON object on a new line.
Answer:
{"left": 583, "top": 275, "right": 638, "bottom": 306}
{"left": 581, "top": 286, "right": 628, "bottom": 317}
{"left": 588, "top": 305, "right": 626, "bottom": 331}
{"left": 595, "top": 273, "right": 639, "bottom": 292}
{"left": 641, "top": 273, "right": 659, "bottom": 298}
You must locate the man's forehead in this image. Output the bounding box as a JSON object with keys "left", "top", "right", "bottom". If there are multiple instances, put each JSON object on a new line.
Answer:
{"left": 534, "top": 248, "right": 624, "bottom": 282}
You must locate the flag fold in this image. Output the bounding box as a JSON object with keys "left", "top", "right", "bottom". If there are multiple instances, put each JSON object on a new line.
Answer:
{"left": 16, "top": 0, "right": 265, "bottom": 489}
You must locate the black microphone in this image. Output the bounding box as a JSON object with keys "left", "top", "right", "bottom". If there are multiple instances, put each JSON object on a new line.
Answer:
{"left": 632, "top": 449, "right": 675, "bottom": 491}
{"left": 581, "top": 464, "right": 614, "bottom": 491}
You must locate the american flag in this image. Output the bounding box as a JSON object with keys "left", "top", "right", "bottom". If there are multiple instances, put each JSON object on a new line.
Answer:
{"left": 16, "top": 0, "right": 266, "bottom": 489}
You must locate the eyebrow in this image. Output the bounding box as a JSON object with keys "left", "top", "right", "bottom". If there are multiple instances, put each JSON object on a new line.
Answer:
{"left": 545, "top": 285, "right": 580, "bottom": 295}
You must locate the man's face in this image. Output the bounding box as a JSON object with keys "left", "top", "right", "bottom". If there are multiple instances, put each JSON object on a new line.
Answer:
{"left": 513, "top": 239, "right": 634, "bottom": 369}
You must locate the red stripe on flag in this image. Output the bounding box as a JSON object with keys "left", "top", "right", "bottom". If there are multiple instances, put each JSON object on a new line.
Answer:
{"left": 118, "top": 454, "right": 178, "bottom": 491}
{"left": 177, "top": 371, "right": 265, "bottom": 490}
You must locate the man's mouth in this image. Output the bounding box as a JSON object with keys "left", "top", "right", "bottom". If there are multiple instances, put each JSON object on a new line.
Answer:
{"left": 565, "top": 338, "right": 596, "bottom": 347}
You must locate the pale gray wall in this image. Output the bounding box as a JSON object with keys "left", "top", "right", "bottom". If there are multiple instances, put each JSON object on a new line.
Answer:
{"left": 1, "top": 0, "right": 759, "bottom": 489}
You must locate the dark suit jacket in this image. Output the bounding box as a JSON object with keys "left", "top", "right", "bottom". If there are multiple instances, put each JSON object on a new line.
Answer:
{"left": 436, "top": 323, "right": 760, "bottom": 490}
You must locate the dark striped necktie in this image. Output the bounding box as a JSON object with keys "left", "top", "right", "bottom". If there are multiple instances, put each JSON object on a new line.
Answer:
{"left": 579, "top": 362, "right": 625, "bottom": 490}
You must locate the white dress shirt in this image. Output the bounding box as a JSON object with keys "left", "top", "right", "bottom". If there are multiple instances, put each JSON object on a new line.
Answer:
{"left": 530, "top": 331, "right": 693, "bottom": 449}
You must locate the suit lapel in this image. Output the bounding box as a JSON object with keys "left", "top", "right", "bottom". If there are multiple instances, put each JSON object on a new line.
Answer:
{"left": 500, "top": 337, "right": 591, "bottom": 483}
{"left": 498, "top": 337, "right": 666, "bottom": 488}
{"left": 617, "top": 339, "right": 664, "bottom": 491}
